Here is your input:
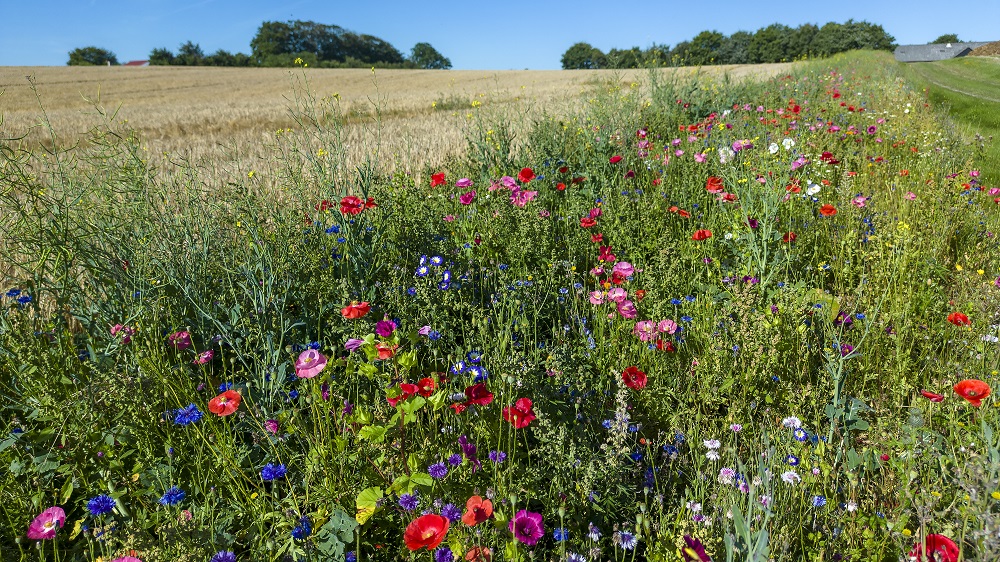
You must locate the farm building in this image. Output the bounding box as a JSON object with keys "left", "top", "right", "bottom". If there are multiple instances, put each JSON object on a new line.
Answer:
{"left": 894, "top": 42, "right": 992, "bottom": 62}
{"left": 123, "top": 60, "right": 149, "bottom": 67}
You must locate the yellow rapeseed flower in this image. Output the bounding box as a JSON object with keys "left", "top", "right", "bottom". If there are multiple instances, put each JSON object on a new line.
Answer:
{"left": 992, "top": 491, "right": 1000, "bottom": 500}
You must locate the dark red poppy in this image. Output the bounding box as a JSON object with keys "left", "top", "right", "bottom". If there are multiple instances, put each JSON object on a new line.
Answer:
{"left": 656, "top": 339, "right": 676, "bottom": 352}
{"left": 634, "top": 289, "right": 646, "bottom": 301}
{"left": 404, "top": 514, "right": 449, "bottom": 551}
{"left": 954, "top": 379, "right": 991, "bottom": 407}
{"left": 517, "top": 167, "right": 535, "bottom": 184}
{"left": 450, "top": 383, "right": 494, "bottom": 414}
{"left": 947, "top": 312, "right": 970, "bottom": 327}
{"left": 819, "top": 204, "right": 837, "bottom": 217}
{"left": 920, "top": 389, "right": 945, "bottom": 402}
{"left": 416, "top": 377, "right": 435, "bottom": 397}
{"left": 340, "top": 195, "right": 365, "bottom": 215}
{"left": 591, "top": 233, "right": 604, "bottom": 243}
{"left": 461, "top": 495, "right": 493, "bottom": 526}
{"left": 430, "top": 172, "right": 446, "bottom": 187}
{"left": 691, "top": 229, "right": 712, "bottom": 241}
{"left": 580, "top": 217, "right": 597, "bottom": 228}
{"left": 908, "top": 533, "right": 959, "bottom": 562}
{"left": 208, "top": 390, "right": 242, "bottom": 416}
{"left": 341, "top": 301, "right": 371, "bottom": 319}
{"left": 571, "top": 176, "right": 586, "bottom": 184}
{"left": 622, "top": 366, "right": 647, "bottom": 390}
{"left": 502, "top": 397, "right": 536, "bottom": 428}
{"left": 783, "top": 232, "right": 797, "bottom": 243}
{"left": 558, "top": 166, "right": 569, "bottom": 173}
{"left": 705, "top": 176, "right": 724, "bottom": 194}
{"left": 609, "top": 155, "right": 623, "bottom": 164}
{"left": 315, "top": 199, "right": 333, "bottom": 211}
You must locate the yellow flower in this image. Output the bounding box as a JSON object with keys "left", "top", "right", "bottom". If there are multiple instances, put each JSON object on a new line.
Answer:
{"left": 978, "top": 269, "right": 985, "bottom": 275}
{"left": 991, "top": 491, "right": 1000, "bottom": 500}
{"left": 956, "top": 264, "right": 963, "bottom": 271}
{"left": 901, "top": 529, "right": 912, "bottom": 537}
{"left": 248, "top": 171, "right": 255, "bottom": 179}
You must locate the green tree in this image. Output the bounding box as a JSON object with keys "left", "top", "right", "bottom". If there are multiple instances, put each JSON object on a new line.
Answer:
{"left": 931, "top": 34, "right": 960, "bottom": 44}
{"left": 561, "top": 42, "right": 606, "bottom": 69}
{"left": 176, "top": 41, "right": 205, "bottom": 65}
{"left": 409, "top": 43, "right": 451, "bottom": 69}
{"left": 716, "top": 31, "right": 752, "bottom": 64}
{"left": 788, "top": 23, "right": 819, "bottom": 59}
{"left": 606, "top": 47, "right": 643, "bottom": 68}
{"left": 341, "top": 33, "right": 404, "bottom": 64}
{"left": 641, "top": 43, "right": 671, "bottom": 66}
{"left": 67, "top": 46, "right": 118, "bottom": 66}
{"left": 148, "top": 48, "right": 174, "bottom": 66}
{"left": 684, "top": 30, "right": 725, "bottom": 65}
{"left": 748, "top": 24, "right": 794, "bottom": 63}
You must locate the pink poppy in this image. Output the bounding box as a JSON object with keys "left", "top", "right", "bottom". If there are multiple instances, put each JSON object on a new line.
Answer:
{"left": 658, "top": 319, "right": 678, "bottom": 334}
{"left": 588, "top": 291, "right": 605, "bottom": 305}
{"left": 295, "top": 349, "right": 328, "bottom": 378}
{"left": 455, "top": 178, "right": 473, "bottom": 188}
{"left": 633, "top": 320, "right": 657, "bottom": 341}
{"left": 26, "top": 506, "right": 65, "bottom": 539}
{"left": 168, "top": 331, "right": 192, "bottom": 350}
{"left": 612, "top": 261, "right": 634, "bottom": 277}
{"left": 192, "top": 350, "right": 214, "bottom": 365}
{"left": 617, "top": 299, "right": 637, "bottom": 319}
{"left": 460, "top": 190, "right": 477, "bottom": 205}
{"left": 607, "top": 288, "right": 628, "bottom": 303}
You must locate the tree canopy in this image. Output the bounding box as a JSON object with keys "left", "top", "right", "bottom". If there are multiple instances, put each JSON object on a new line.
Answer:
{"left": 67, "top": 47, "right": 118, "bottom": 66}
{"left": 409, "top": 43, "right": 452, "bottom": 69}
{"left": 931, "top": 34, "right": 961, "bottom": 44}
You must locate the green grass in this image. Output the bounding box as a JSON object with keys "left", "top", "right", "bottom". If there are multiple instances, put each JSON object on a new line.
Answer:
{"left": 899, "top": 56, "right": 1000, "bottom": 185}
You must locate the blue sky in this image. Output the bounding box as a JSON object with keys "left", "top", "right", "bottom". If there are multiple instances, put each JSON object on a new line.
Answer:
{"left": 2, "top": 0, "right": 998, "bottom": 69}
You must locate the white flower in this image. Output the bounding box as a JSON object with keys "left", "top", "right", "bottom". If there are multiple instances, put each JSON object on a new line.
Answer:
{"left": 768, "top": 142, "right": 779, "bottom": 154}
{"left": 805, "top": 183, "right": 821, "bottom": 196}
{"left": 718, "top": 468, "right": 736, "bottom": 485}
{"left": 706, "top": 450, "right": 720, "bottom": 461}
{"left": 686, "top": 501, "right": 702, "bottom": 512}
{"left": 782, "top": 138, "right": 795, "bottom": 150}
{"left": 730, "top": 424, "right": 742, "bottom": 433}
{"left": 846, "top": 501, "right": 858, "bottom": 512}
{"left": 812, "top": 467, "right": 821, "bottom": 476}
{"left": 704, "top": 439, "right": 721, "bottom": 449}
{"left": 781, "top": 416, "right": 802, "bottom": 429}
{"left": 724, "top": 232, "right": 734, "bottom": 240}
{"left": 781, "top": 470, "right": 800, "bottom": 485}
{"left": 718, "top": 147, "right": 735, "bottom": 164}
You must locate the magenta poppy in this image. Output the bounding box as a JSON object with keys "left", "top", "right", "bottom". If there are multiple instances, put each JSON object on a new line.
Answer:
{"left": 509, "top": 510, "right": 544, "bottom": 546}
{"left": 26, "top": 506, "right": 65, "bottom": 540}
{"left": 460, "top": 190, "right": 477, "bottom": 205}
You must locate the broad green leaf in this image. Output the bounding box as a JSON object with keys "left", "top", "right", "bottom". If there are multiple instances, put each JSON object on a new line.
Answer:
{"left": 355, "top": 487, "right": 383, "bottom": 525}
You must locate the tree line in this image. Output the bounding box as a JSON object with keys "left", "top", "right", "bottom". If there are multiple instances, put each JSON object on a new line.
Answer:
{"left": 67, "top": 20, "right": 451, "bottom": 69}
{"left": 561, "top": 19, "right": 897, "bottom": 69}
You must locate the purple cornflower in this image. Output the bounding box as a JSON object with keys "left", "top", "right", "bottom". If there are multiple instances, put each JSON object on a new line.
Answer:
{"left": 399, "top": 492, "right": 419, "bottom": 511}
{"left": 428, "top": 462, "right": 448, "bottom": 479}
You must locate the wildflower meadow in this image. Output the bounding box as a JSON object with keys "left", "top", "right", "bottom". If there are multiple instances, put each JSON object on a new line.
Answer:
{"left": 3, "top": 50, "right": 1000, "bottom": 561}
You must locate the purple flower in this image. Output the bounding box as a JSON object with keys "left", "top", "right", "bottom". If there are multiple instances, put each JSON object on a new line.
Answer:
{"left": 428, "top": 462, "right": 448, "bottom": 479}
{"left": 399, "top": 492, "right": 419, "bottom": 511}
{"left": 509, "top": 510, "right": 544, "bottom": 546}
{"left": 441, "top": 503, "right": 462, "bottom": 522}
{"left": 375, "top": 319, "right": 397, "bottom": 338}
{"left": 488, "top": 450, "right": 507, "bottom": 463}
{"left": 418, "top": 325, "right": 432, "bottom": 336}
{"left": 458, "top": 435, "right": 480, "bottom": 471}
{"left": 455, "top": 178, "right": 473, "bottom": 188}
{"left": 345, "top": 338, "right": 365, "bottom": 352}
{"left": 447, "top": 453, "right": 462, "bottom": 466}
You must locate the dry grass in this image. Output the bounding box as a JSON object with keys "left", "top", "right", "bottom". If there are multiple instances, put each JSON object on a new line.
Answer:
{"left": 1, "top": 64, "right": 793, "bottom": 172}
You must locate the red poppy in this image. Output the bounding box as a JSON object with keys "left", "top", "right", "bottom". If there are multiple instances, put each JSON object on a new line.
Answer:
{"left": 340, "top": 195, "right": 365, "bottom": 215}
{"left": 719, "top": 192, "right": 738, "bottom": 203}
{"left": 622, "top": 366, "right": 647, "bottom": 390}
{"left": 375, "top": 342, "right": 397, "bottom": 360}
{"left": 517, "top": 167, "right": 535, "bottom": 184}
{"left": 558, "top": 166, "right": 569, "bottom": 173}
{"left": 208, "top": 389, "right": 242, "bottom": 416}
{"left": 591, "top": 233, "right": 604, "bottom": 243}
{"left": 691, "top": 229, "right": 712, "bottom": 241}
{"left": 430, "top": 172, "right": 446, "bottom": 187}
{"left": 656, "top": 339, "right": 676, "bottom": 352}
{"left": 609, "top": 155, "right": 623, "bottom": 164}
{"left": 465, "top": 547, "right": 492, "bottom": 562}
{"left": 365, "top": 197, "right": 377, "bottom": 209}
{"left": 416, "top": 377, "right": 435, "bottom": 397}
{"left": 387, "top": 383, "right": 417, "bottom": 407}
{"left": 908, "top": 533, "right": 959, "bottom": 562}
{"left": 786, "top": 184, "right": 801, "bottom": 193}
{"left": 580, "top": 217, "right": 597, "bottom": 228}
{"left": 315, "top": 199, "right": 333, "bottom": 211}
{"left": 403, "top": 514, "right": 449, "bottom": 551}
{"left": 556, "top": 182, "right": 566, "bottom": 191}
{"left": 783, "top": 232, "right": 797, "bottom": 243}
{"left": 947, "top": 312, "right": 970, "bottom": 327}
{"left": 461, "top": 495, "right": 494, "bottom": 526}
{"left": 571, "top": 176, "right": 586, "bottom": 184}
{"left": 954, "top": 379, "right": 991, "bottom": 407}
{"left": 705, "top": 176, "right": 724, "bottom": 194}
{"left": 920, "top": 389, "right": 945, "bottom": 403}
{"left": 634, "top": 289, "right": 646, "bottom": 300}
{"left": 502, "top": 397, "right": 537, "bottom": 428}
{"left": 341, "top": 301, "right": 371, "bottom": 319}
{"left": 819, "top": 204, "right": 837, "bottom": 217}
{"left": 450, "top": 383, "right": 494, "bottom": 414}
{"left": 678, "top": 209, "right": 691, "bottom": 218}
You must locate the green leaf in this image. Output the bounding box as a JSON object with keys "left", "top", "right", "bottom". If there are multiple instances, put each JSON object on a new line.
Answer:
{"left": 355, "top": 487, "right": 383, "bottom": 525}
{"left": 317, "top": 506, "right": 358, "bottom": 559}
{"left": 60, "top": 477, "right": 74, "bottom": 504}
{"left": 847, "top": 448, "right": 861, "bottom": 470}
{"left": 396, "top": 350, "right": 418, "bottom": 370}
{"left": 427, "top": 391, "right": 447, "bottom": 410}
{"left": 359, "top": 425, "right": 387, "bottom": 443}
{"left": 409, "top": 472, "right": 433, "bottom": 488}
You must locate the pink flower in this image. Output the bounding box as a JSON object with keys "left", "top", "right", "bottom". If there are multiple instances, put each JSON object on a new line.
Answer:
{"left": 264, "top": 419, "right": 279, "bottom": 434}
{"left": 694, "top": 153, "right": 706, "bottom": 163}
{"left": 376, "top": 318, "right": 397, "bottom": 337}
{"left": 459, "top": 190, "right": 476, "bottom": 205}
{"left": 658, "top": 319, "right": 678, "bottom": 334}
{"left": 192, "top": 350, "right": 214, "bottom": 365}
{"left": 989, "top": 188, "right": 1000, "bottom": 196}
{"left": 510, "top": 188, "right": 537, "bottom": 207}
{"left": 617, "top": 299, "right": 637, "bottom": 319}
{"left": 851, "top": 196, "right": 867, "bottom": 208}
{"left": 168, "top": 331, "right": 192, "bottom": 350}
{"left": 443, "top": 215, "right": 456, "bottom": 222}
{"left": 905, "top": 192, "right": 916, "bottom": 200}
{"left": 588, "top": 291, "right": 605, "bottom": 305}
{"left": 26, "top": 506, "right": 65, "bottom": 540}
{"left": 111, "top": 324, "right": 135, "bottom": 344}
{"left": 607, "top": 287, "right": 628, "bottom": 303}
{"left": 345, "top": 338, "right": 365, "bottom": 352}
{"left": 538, "top": 209, "right": 550, "bottom": 218}
{"left": 295, "top": 349, "right": 328, "bottom": 378}
{"left": 501, "top": 176, "right": 518, "bottom": 189}
{"left": 590, "top": 266, "right": 605, "bottom": 276}
{"left": 675, "top": 149, "right": 684, "bottom": 157}
{"left": 456, "top": 178, "right": 473, "bottom": 187}
{"left": 971, "top": 170, "right": 980, "bottom": 178}
{"left": 612, "top": 261, "right": 634, "bottom": 278}
{"left": 111, "top": 558, "right": 143, "bottom": 562}
{"left": 633, "top": 320, "right": 657, "bottom": 341}
{"left": 418, "top": 325, "right": 432, "bottom": 336}
{"left": 588, "top": 207, "right": 602, "bottom": 219}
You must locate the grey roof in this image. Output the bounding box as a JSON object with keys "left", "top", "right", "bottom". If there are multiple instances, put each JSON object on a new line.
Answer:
{"left": 895, "top": 42, "right": 992, "bottom": 62}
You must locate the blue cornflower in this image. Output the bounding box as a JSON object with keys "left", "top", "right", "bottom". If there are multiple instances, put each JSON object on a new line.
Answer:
{"left": 856, "top": 313, "right": 866, "bottom": 320}
{"left": 681, "top": 315, "right": 693, "bottom": 322}
{"left": 588, "top": 522, "right": 602, "bottom": 541}
{"left": 16, "top": 295, "right": 31, "bottom": 305}
{"left": 437, "top": 281, "right": 451, "bottom": 290}
{"left": 159, "top": 486, "right": 185, "bottom": 506}
{"left": 398, "top": 493, "right": 419, "bottom": 511}
{"left": 325, "top": 225, "right": 340, "bottom": 234}
{"left": 86, "top": 494, "right": 116, "bottom": 517}
{"left": 630, "top": 451, "right": 643, "bottom": 462}
{"left": 434, "top": 546, "right": 454, "bottom": 562}
{"left": 441, "top": 503, "right": 462, "bottom": 522}
{"left": 428, "top": 330, "right": 441, "bottom": 341}
{"left": 218, "top": 382, "right": 233, "bottom": 391}
{"left": 685, "top": 295, "right": 696, "bottom": 302}
{"left": 261, "top": 463, "right": 287, "bottom": 481}
{"left": 5, "top": 288, "right": 21, "bottom": 298}
{"left": 488, "top": 450, "right": 507, "bottom": 463}
{"left": 670, "top": 298, "right": 682, "bottom": 305}
{"left": 407, "top": 287, "right": 417, "bottom": 296}
{"left": 466, "top": 365, "right": 488, "bottom": 383}
{"left": 450, "top": 361, "right": 466, "bottom": 375}
{"left": 553, "top": 528, "right": 569, "bottom": 541}
{"left": 812, "top": 495, "right": 827, "bottom": 508}
{"left": 430, "top": 256, "right": 443, "bottom": 266}
{"left": 447, "top": 453, "right": 462, "bottom": 466}
{"left": 498, "top": 263, "right": 509, "bottom": 271}
{"left": 428, "top": 462, "right": 448, "bottom": 479}
{"left": 601, "top": 419, "right": 612, "bottom": 429}
{"left": 786, "top": 454, "right": 800, "bottom": 466}
{"left": 291, "top": 516, "right": 312, "bottom": 539}
{"left": 335, "top": 236, "right": 346, "bottom": 244}
{"left": 419, "top": 255, "right": 427, "bottom": 266}
{"left": 345, "top": 552, "right": 357, "bottom": 562}
{"left": 173, "top": 404, "right": 203, "bottom": 426}
{"left": 210, "top": 551, "right": 236, "bottom": 562}
{"left": 794, "top": 428, "right": 808, "bottom": 442}
{"left": 559, "top": 287, "right": 569, "bottom": 294}
{"left": 618, "top": 530, "right": 637, "bottom": 550}
{"left": 663, "top": 445, "right": 679, "bottom": 457}
{"left": 415, "top": 266, "right": 429, "bottom": 277}
{"left": 567, "top": 554, "right": 586, "bottom": 562}
{"left": 465, "top": 350, "right": 482, "bottom": 364}
{"left": 288, "top": 390, "right": 299, "bottom": 400}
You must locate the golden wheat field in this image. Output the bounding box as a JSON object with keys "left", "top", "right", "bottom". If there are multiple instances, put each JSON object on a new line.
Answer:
{"left": 1, "top": 63, "right": 792, "bottom": 171}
